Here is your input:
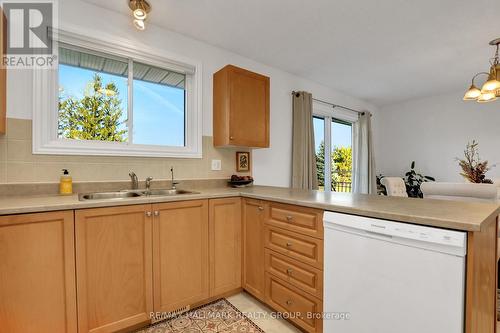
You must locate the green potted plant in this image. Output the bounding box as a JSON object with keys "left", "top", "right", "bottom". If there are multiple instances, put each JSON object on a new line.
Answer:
{"left": 404, "top": 161, "right": 435, "bottom": 198}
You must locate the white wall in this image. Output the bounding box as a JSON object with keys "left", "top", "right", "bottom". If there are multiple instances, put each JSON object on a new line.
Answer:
{"left": 373, "top": 90, "right": 500, "bottom": 182}
{"left": 6, "top": 0, "right": 376, "bottom": 187}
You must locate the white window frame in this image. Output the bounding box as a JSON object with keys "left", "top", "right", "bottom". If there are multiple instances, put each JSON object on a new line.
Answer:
{"left": 33, "top": 28, "right": 203, "bottom": 158}
{"left": 313, "top": 100, "right": 358, "bottom": 192}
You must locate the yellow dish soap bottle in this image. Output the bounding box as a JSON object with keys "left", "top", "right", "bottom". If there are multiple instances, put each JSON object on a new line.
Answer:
{"left": 59, "top": 169, "right": 73, "bottom": 195}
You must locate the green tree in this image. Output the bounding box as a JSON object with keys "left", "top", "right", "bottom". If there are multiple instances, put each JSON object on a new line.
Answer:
{"left": 315, "top": 141, "right": 325, "bottom": 187}
{"left": 58, "top": 74, "right": 127, "bottom": 142}
{"left": 332, "top": 146, "right": 352, "bottom": 184}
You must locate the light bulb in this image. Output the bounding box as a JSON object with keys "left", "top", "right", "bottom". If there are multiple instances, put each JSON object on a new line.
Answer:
{"left": 463, "top": 85, "right": 481, "bottom": 101}
{"left": 477, "top": 92, "right": 497, "bottom": 103}
{"left": 133, "top": 8, "right": 147, "bottom": 20}
{"left": 481, "top": 79, "right": 500, "bottom": 93}
{"left": 133, "top": 18, "right": 145, "bottom": 30}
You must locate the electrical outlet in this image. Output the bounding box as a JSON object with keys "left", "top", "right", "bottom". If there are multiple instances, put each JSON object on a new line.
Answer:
{"left": 211, "top": 159, "right": 222, "bottom": 171}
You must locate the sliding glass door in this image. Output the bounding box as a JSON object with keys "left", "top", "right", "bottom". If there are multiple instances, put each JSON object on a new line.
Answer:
{"left": 313, "top": 116, "right": 353, "bottom": 192}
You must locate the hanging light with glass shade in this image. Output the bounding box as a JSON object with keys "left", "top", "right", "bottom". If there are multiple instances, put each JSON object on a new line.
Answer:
{"left": 463, "top": 38, "right": 500, "bottom": 103}
{"left": 129, "top": 0, "right": 151, "bottom": 31}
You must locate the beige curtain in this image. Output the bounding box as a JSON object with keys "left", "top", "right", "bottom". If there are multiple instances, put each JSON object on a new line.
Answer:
{"left": 352, "top": 112, "right": 377, "bottom": 194}
{"left": 292, "top": 91, "right": 318, "bottom": 190}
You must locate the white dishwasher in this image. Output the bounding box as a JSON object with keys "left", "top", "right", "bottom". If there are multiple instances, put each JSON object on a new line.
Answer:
{"left": 323, "top": 211, "right": 467, "bottom": 333}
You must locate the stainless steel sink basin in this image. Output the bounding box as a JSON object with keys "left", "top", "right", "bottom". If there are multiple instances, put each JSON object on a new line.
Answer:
{"left": 143, "top": 189, "right": 199, "bottom": 196}
{"left": 79, "top": 191, "right": 143, "bottom": 201}
{"left": 78, "top": 189, "right": 199, "bottom": 201}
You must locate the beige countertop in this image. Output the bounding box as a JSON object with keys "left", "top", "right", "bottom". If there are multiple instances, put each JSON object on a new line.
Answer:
{"left": 0, "top": 185, "right": 498, "bottom": 232}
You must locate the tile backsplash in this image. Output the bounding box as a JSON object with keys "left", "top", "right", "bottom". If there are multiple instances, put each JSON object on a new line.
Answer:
{"left": 0, "top": 118, "right": 251, "bottom": 184}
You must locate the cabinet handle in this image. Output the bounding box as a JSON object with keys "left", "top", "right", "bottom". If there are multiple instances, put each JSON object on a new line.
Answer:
{"left": 154, "top": 211, "right": 159, "bottom": 216}
{"left": 258, "top": 206, "right": 264, "bottom": 211}
{"left": 230, "top": 136, "right": 234, "bottom": 140}
{"left": 286, "top": 299, "right": 293, "bottom": 305}
{"left": 146, "top": 211, "right": 152, "bottom": 217}
{"left": 286, "top": 268, "right": 293, "bottom": 275}
{"left": 286, "top": 242, "right": 293, "bottom": 248}
{"left": 286, "top": 215, "right": 293, "bottom": 221}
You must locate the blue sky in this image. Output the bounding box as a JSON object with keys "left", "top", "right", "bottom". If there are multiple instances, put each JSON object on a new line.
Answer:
{"left": 313, "top": 117, "right": 352, "bottom": 154}
{"left": 59, "top": 64, "right": 185, "bottom": 146}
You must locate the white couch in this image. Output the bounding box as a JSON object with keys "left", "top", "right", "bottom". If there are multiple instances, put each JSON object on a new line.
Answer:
{"left": 421, "top": 181, "right": 500, "bottom": 203}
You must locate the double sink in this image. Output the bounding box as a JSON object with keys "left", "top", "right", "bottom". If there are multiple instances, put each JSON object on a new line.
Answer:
{"left": 78, "top": 189, "right": 199, "bottom": 201}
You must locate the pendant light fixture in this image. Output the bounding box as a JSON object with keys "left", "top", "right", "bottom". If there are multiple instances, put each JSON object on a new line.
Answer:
{"left": 129, "top": 0, "right": 151, "bottom": 31}
{"left": 463, "top": 38, "right": 500, "bottom": 103}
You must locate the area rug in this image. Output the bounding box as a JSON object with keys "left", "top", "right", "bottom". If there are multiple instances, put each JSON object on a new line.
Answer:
{"left": 135, "top": 298, "right": 265, "bottom": 333}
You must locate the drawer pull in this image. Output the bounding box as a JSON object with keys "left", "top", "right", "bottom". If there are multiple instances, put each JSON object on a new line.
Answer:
{"left": 286, "top": 215, "right": 293, "bottom": 221}
{"left": 286, "top": 268, "right": 293, "bottom": 275}
{"left": 145, "top": 211, "right": 152, "bottom": 217}
{"left": 286, "top": 299, "right": 293, "bottom": 305}
{"left": 258, "top": 206, "right": 264, "bottom": 211}
{"left": 286, "top": 242, "right": 293, "bottom": 248}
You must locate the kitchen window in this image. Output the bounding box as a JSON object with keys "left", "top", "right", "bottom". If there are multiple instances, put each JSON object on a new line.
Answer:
{"left": 33, "top": 30, "right": 202, "bottom": 158}
{"left": 313, "top": 101, "right": 357, "bottom": 192}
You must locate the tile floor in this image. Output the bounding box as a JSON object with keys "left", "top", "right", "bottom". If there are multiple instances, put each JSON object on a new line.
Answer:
{"left": 226, "top": 292, "right": 301, "bottom": 333}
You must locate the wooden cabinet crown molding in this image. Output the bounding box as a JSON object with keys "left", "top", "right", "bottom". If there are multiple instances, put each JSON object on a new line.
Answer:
{"left": 213, "top": 64, "right": 270, "bottom": 148}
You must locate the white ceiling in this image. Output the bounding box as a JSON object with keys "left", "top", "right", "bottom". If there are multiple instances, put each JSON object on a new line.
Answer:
{"left": 82, "top": 0, "right": 500, "bottom": 107}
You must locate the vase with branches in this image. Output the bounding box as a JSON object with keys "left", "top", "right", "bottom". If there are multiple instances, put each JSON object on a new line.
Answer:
{"left": 456, "top": 140, "right": 493, "bottom": 183}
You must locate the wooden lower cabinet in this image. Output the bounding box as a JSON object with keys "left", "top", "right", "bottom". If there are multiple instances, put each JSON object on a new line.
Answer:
{"left": 264, "top": 225, "right": 324, "bottom": 269}
{"left": 0, "top": 211, "right": 77, "bottom": 333}
{"left": 152, "top": 200, "right": 209, "bottom": 312}
{"left": 243, "top": 198, "right": 266, "bottom": 300}
{"left": 265, "top": 273, "right": 323, "bottom": 333}
{"left": 75, "top": 205, "right": 153, "bottom": 333}
{"left": 209, "top": 198, "right": 242, "bottom": 296}
{"left": 265, "top": 249, "right": 323, "bottom": 299}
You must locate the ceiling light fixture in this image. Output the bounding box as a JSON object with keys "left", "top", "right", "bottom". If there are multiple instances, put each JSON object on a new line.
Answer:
{"left": 464, "top": 38, "right": 500, "bottom": 103}
{"left": 129, "top": 0, "right": 151, "bottom": 31}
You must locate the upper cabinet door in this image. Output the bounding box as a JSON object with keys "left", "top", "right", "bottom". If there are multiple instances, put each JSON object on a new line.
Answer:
{"left": 75, "top": 205, "right": 153, "bottom": 333}
{"left": 213, "top": 65, "right": 270, "bottom": 148}
{"left": 0, "top": 211, "right": 77, "bottom": 333}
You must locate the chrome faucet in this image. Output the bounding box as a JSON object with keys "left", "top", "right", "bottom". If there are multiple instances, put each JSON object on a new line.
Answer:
{"left": 129, "top": 172, "right": 138, "bottom": 190}
{"left": 170, "top": 167, "right": 179, "bottom": 190}
{"left": 145, "top": 177, "right": 153, "bottom": 191}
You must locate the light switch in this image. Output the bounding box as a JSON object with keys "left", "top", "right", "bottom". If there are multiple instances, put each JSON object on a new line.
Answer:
{"left": 211, "top": 159, "right": 222, "bottom": 171}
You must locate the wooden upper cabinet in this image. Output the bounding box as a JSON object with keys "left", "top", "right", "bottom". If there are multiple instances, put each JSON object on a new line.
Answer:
{"left": 152, "top": 200, "right": 209, "bottom": 313}
{"left": 75, "top": 205, "right": 153, "bottom": 333}
{"left": 242, "top": 198, "right": 267, "bottom": 301}
{"left": 209, "top": 198, "right": 242, "bottom": 296}
{"left": 213, "top": 65, "right": 270, "bottom": 148}
{"left": 0, "top": 211, "right": 77, "bottom": 333}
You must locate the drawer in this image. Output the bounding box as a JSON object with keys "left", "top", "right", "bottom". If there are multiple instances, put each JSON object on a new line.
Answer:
{"left": 265, "top": 273, "right": 323, "bottom": 333}
{"left": 265, "top": 249, "right": 323, "bottom": 299}
{"left": 266, "top": 202, "right": 323, "bottom": 239}
{"left": 264, "top": 226, "right": 323, "bottom": 269}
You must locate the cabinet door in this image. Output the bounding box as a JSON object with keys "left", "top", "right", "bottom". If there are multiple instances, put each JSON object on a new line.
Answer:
{"left": 229, "top": 67, "right": 269, "bottom": 147}
{"left": 75, "top": 205, "right": 153, "bottom": 333}
{"left": 242, "top": 198, "right": 266, "bottom": 300}
{"left": 153, "top": 200, "right": 209, "bottom": 312}
{"left": 209, "top": 198, "right": 242, "bottom": 297}
{"left": 0, "top": 211, "right": 77, "bottom": 333}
